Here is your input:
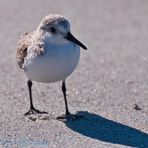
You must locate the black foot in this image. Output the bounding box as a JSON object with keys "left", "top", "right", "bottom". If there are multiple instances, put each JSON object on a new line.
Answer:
{"left": 24, "top": 107, "right": 48, "bottom": 116}
{"left": 56, "top": 113, "right": 84, "bottom": 121}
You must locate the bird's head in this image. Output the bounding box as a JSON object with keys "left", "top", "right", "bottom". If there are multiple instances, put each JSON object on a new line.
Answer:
{"left": 37, "top": 14, "right": 87, "bottom": 50}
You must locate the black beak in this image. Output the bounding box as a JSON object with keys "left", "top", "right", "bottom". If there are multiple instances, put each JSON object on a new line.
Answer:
{"left": 64, "top": 32, "right": 87, "bottom": 50}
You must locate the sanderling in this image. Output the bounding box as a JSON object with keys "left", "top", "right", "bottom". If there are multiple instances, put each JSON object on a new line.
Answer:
{"left": 16, "top": 14, "right": 87, "bottom": 120}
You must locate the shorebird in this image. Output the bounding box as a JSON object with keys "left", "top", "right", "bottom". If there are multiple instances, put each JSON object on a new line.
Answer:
{"left": 16, "top": 14, "right": 87, "bottom": 120}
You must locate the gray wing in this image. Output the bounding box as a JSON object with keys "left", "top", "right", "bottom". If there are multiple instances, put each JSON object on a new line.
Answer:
{"left": 16, "top": 32, "right": 33, "bottom": 69}
{"left": 16, "top": 31, "right": 45, "bottom": 69}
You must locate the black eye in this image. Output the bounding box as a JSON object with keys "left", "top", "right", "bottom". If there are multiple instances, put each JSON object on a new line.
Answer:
{"left": 50, "top": 27, "right": 56, "bottom": 33}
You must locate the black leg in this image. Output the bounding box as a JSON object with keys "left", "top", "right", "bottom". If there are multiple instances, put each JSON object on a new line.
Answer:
{"left": 28, "top": 80, "right": 34, "bottom": 109}
{"left": 62, "top": 80, "right": 70, "bottom": 115}
{"left": 24, "top": 80, "right": 48, "bottom": 116}
{"left": 56, "top": 80, "right": 84, "bottom": 121}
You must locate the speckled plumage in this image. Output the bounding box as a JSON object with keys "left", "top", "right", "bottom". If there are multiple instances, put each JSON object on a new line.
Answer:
{"left": 16, "top": 14, "right": 83, "bottom": 83}
{"left": 16, "top": 14, "right": 69, "bottom": 69}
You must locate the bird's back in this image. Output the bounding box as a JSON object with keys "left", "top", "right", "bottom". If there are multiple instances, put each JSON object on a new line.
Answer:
{"left": 16, "top": 32, "right": 34, "bottom": 68}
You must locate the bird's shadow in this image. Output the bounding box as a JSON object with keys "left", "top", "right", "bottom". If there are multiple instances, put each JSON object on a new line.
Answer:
{"left": 64, "top": 111, "right": 148, "bottom": 148}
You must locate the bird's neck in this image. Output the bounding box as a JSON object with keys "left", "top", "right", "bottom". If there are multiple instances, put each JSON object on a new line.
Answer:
{"left": 33, "top": 30, "right": 51, "bottom": 45}
{"left": 35, "top": 30, "right": 68, "bottom": 46}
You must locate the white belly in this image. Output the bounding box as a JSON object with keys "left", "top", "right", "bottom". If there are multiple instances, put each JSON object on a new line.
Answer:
{"left": 23, "top": 42, "right": 80, "bottom": 83}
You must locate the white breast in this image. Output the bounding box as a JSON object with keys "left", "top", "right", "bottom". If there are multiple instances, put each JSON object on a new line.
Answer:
{"left": 23, "top": 42, "right": 80, "bottom": 83}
